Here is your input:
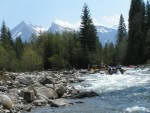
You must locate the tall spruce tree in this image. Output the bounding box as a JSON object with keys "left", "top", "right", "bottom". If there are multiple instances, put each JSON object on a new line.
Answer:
{"left": 116, "top": 14, "right": 127, "bottom": 64}
{"left": 145, "top": 0, "right": 150, "bottom": 32}
{"left": 145, "top": 29, "right": 150, "bottom": 63}
{"left": 79, "top": 3, "right": 100, "bottom": 68}
{"left": 125, "top": 0, "right": 145, "bottom": 65}
{"left": 0, "top": 21, "right": 13, "bottom": 49}
{"left": 1, "top": 21, "right": 8, "bottom": 48}
{"left": 144, "top": 1, "right": 150, "bottom": 63}
{"left": 0, "top": 21, "right": 17, "bottom": 71}
{"left": 15, "top": 36, "right": 24, "bottom": 59}
{"left": 80, "top": 3, "right": 98, "bottom": 52}
{"left": 117, "top": 14, "right": 127, "bottom": 45}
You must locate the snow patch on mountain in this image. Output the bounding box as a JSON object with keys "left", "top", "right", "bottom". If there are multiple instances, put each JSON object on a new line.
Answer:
{"left": 54, "top": 20, "right": 80, "bottom": 31}
{"left": 11, "top": 21, "right": 47, "bottom": 42}
{"left": 96, "top": 25, "right": 117, "bottom": 46}
{"left": 49, "top": 22, "right": 75, "bottom": 33}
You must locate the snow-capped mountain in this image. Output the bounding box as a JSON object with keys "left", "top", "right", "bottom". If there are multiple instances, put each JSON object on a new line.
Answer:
{"left": 11, "top": 21, "right": 47, "bottom": 42}
{"left": 11, "top": 21, "right": 117, "bottom": 45}
{"left": 96, "top": 26, "right": 117, "bottom": 46}
{"left": 49, "top": 22, "right": 117, "bottom": 45}
{"left": 49, "top": 22, "right": 74, "bottom": 33}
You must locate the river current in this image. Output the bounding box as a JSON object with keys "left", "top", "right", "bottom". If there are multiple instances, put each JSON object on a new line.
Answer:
{"left": 32, "top": 67, "right": 150, "bottom": 113}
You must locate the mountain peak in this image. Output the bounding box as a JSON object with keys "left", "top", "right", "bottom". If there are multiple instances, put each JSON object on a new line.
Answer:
{"left": 49, "top": 22, "right": 73, "bottom": 33}
{"left": 21, "top": 21, "right": 30, "bottom": 24}
{"left": 11, "top": 21, "right": 46, "bottom": 42}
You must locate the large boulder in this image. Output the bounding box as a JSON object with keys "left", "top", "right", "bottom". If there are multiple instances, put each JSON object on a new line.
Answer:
{"left": 0, "top": 95, "right": 13, "bottom": 109}
{"left": 35, "top": 86, "right": 58, "bottom": 99}
{"left": 19, "top": 77, "right": 33, "bottom": 86}
{"left": 39, "top": 77, "right": 53, "bottom": 86}
{"left": 23, "top": 90, "right": 35, "bottom": 102}
{"left": 73, "top": 91, "right": 98, "bottom": 99}
{"left": 55, "top": 85, "right": 67, "bottom": 98}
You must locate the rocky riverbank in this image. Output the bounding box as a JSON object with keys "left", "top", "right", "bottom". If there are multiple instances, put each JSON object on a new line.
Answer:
{"left": 0, "top": 70, "right": 98, "bottom": 113}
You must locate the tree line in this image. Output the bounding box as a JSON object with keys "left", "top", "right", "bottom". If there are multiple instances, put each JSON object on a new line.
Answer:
{"left": 0, "top": 1, "right": 149, "bottom": 72}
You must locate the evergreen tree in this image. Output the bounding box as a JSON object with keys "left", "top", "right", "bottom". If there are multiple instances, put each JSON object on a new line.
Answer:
{"left": 125, "top": 0, "right": 145, "bottom": 65}
{"left": 0, "top": 21, "right": 8, "bottom": 48}
{"left": 145, "top": 1, "right": 150, "bottom": 63}
{"left": 80, "top": 3, "right": 98, "bottom": 52}
{"left": 117, "top": 14, "right": 127, "bottom": 45}
{"left": 37, "top": 33, "right": 52, "bottom": 70}
{"left": 79, "top": 3, "right": 101, "bottom": 68}
{"left": 145, "top": 0, "right": 150, "bottom": 32}
{"left": 0, "top": 21, "right": 13, "bottom": 49}
{"left": 102, "top": 42, "right": 116, "bottom": 65}
{"left": 15, "top": 36, "right": 24, "bottom": 59}
{"left": 0, "top": 21, "right": 17, "bottom": 71}
{"left": 116, "top": 14, "right": 128, "bottom": 64}
{"left": 116, "top": 40, "right": 127, "bottom": 64}
{"left": 144, "top": 29, "right": 150, "bottom": 63}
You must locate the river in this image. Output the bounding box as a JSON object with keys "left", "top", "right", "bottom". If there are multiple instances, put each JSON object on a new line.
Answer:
{"left": 31, "top": 67, "right": 150, "bottom": 113}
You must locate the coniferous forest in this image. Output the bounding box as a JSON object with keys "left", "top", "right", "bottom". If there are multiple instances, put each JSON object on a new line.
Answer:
{"left": 0, "top": 1, "right": 150, "bottom": 72}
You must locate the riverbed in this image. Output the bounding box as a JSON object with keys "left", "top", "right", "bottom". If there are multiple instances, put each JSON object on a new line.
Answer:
{"left": 31, "top": 67, "right": 150, "bottom": 113}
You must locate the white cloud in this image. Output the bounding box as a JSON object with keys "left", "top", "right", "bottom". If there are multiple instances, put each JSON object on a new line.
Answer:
{"left": 54, "top": 20, "right": 80, "bottom": 30}
{"left": 101, "top": 14, "right": 120, "bottom": 27}
{"left": 92, "top": 18, "right": 105, "bottom": 26}
{"left": 94, "top": 15, "right": 128, "bottom": 30}
{"left": 54, "top": 14, "right": 128, "bottom": 30}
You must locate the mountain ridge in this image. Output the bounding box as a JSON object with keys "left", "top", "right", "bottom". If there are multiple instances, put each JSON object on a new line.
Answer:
{"left": 11, "top": 21, "right": 117, "bottom": 45}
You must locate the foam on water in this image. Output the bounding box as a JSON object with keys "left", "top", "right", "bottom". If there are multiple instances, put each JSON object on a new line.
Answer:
{"left": 125, "top": 106, "right": 150, "bottom": 112}
{"left": 74, "top": 67, "right": 150, "bottom": 94}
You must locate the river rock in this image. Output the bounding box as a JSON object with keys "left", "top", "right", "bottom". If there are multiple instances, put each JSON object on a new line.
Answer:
{"left": 0, "top": 81, "right": 3, "bottom": 85}
{"left": 45, "top": 84, "right": 54, "bottom": 89}
{"left": 39, "top": 77, "right": 53, "bottom": 86}
{"left": 0, "top": 86, "right": 8, "bottom": 92}
{"left": 6, "top": 81, "right": 12, "bottom": 86}
{"left": 73, "top": 91, "right": 98, "bottom": 99}
{"left": 0, "top": 95, "right": 12, "bottom": 109}
{"left": 9, "top": 74, "right": 16, "bottom": 80}
{"left": 35, "top": 86, "right": 58, "bottom": 99}
{"left": 68, "top": 87, "right": 79, "bottom": 95}
{"left": 23, "top": 104, "right": 32, "bottom": 112}
{"left": 68, "top": 78, "right": 75, "bottom": 83}
{"left": 33, "top": 99, "right": 48, "bottom": 106}
{"left": 36, "top": 93, "right": 49, "bottom": 100}
{"left": 23, "top": 90, "right": 35, "bottom": 102}
{"left": 80, "top": 69, "right": 88, "bottom": 74}
{"left": 55, "top": 85, "right": 67, "bottom": 98}
{"left": 48, "top": 99, "right": 71, "bottom": 107}
{"left": 19, "top": 77, "right": 33, "bottom": 86}
{"left": 63, "top": 71, "right": 73, "bottom": 74}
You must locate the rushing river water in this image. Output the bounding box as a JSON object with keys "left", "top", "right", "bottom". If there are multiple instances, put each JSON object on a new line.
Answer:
{"left": 31, "top": 67, "right": 150, "bottom": 113}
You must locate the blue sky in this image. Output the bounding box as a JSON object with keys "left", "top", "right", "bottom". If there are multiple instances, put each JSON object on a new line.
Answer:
{"left": 0, "top": 0, "right": 131, "bottom": 29}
